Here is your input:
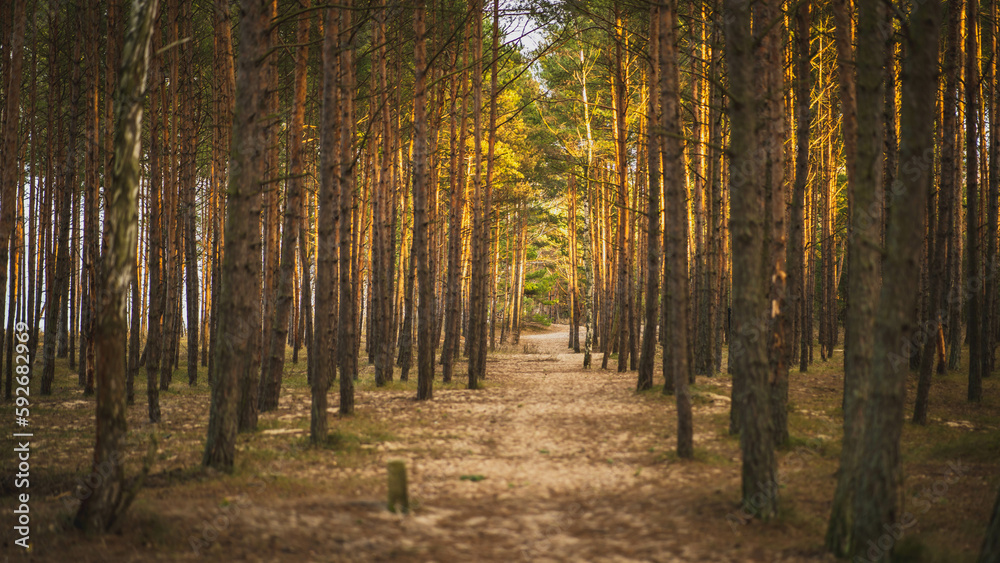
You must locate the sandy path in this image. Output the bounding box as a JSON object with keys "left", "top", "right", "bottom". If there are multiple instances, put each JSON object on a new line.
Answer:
{"left": 219, "top": 325, "right": 808, "bottom": 562}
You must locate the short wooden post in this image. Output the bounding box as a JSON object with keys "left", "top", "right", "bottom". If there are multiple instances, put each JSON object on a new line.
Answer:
{"left": 387, "top": 460, "right": 409, "bottom": 513}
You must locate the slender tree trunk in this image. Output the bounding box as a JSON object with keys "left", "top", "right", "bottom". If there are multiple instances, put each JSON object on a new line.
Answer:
{"left": 848, "top": 1, "right": 939, "bottom": 557}
{"left": 612, "top": 6, "right": 631, "bottom": 374}
{"left": 82, "top": 0, "right": 101, "bottom": 397}
{"left": 725, "top": 0, "right": 776, "bottom": 515}
{"left": 413, "top": 1, "right": 434, "bottom": 400}
{"left": 826, "top": 0, "right": 888, "bottom": 552}
{"left": 75, "top": 0, "right": 158, "bottom": 530}
{"left": 467, "top": 0, "right": 486, "bottom": 389}
{"left": 180, "top": 0, "right": 198, "bottom": 387}
{"left": 833, "top": 0, "right": 857, "bottom": 359}
{"left": 260, "top": 0, "right": 280, "bottom": 407}
{"left": 968, "top": 0, "right": 984, "bottom": 402}
{"left": 637, "top": 5, "right": 660, "bottom": 392}
{"left": 260, "top": 0, "right": 310, "bottom": 412}
{"left": 209, "top": 0, "right": 234, "bottom": 386}
{"left": 441, "top": 15, "right": 471, "bottom": 383}
{"left": 0, "top": 0, "right": 26, "bottom": 357}
{"left": 983, "top": 0, "right": 999, "bottom": 379}
{"left": 312, "top": 5, "right": 340, "bottom": 442}
{"left": 203, "top": 0, "right": 269, "bottom": 470}
{"left": 143, "top": 29, "right": 163, "bottom": 421}
{"left": 790, "top": 0, "right": 811, "bottom": 375}
{"left": 914, "top": 0, "right": 961, "bottom": 423}
{"left": 41, "top": 15, "right": 82, "bottom": 396}
{"left": 337, "top": 1, "right": 357, "bottom": 412}
{"left": 758, "top": 0, "right": 788, "bottom": 448}
{"left": 660, "top": 0, "right": 692, "bottom": 458}
{"left": 373, "top": 1, "right": 397, "bottom": 385}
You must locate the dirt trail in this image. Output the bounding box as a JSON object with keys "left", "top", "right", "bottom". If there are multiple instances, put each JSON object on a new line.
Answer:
{"left": 219, "top": 324, "right": 815, "bottom": 563}
{"left": 17, "top": 324, "right": 832, "bottom": 563}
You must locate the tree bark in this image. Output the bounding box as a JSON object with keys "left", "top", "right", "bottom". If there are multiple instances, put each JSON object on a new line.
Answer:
{"left": 312, "top": 4, "right": 341, "bottom": 442}
{"left": 203, "top": 0, "right": 269, "bottom": 470}
{"left": 467, "top": 0, "right": 487, "bottom": 389}
{"left": 637, "top": 4, "right": 660, "bottom": 392}
{"left": 790, "top": 0, "right": 811, "bottom": 375}
{"left": 413, "top": 1, "right": 434, "bottom": 401}
{"left": 967, "top": 0, "right": 983, "bottom": 402}
{"left": 41, "top": 13, "right": 81, "bottom": 396}
{"left": 0, "top": 0, "right": 26, "bottom": 363}
{"left": 337, "top": 1, "right": 357, "bottom": 413}
{"left": 724, "top": 0, "right": 776, "bottom": 516}
{"left": 441, "top": 14, "right": 471, "bottom": 383}
{"left": 260, "top": 0, "right": 311, "bottom": 412}
{"left": 612, "top": 6, "right": 630, "bottom": 374}
{"left": 827, "top": 0, "right": 887, "bottom": 552}
{"left": 848, "top": 0, "right": 939, "bottom": 557}
{"left": 180, "top": 0, "right": 198, "bottom": 387}
{"left": 758, "top": 0, "right": 788, "bottom": 448}
{"left": 374, "top": 0, "right": 398, "bottom": 386}
{"left": 75, "top": 0, "right": 158, "bottom": 531}
{"left": 661, "top": 0, "right": 692, "bottom": 458}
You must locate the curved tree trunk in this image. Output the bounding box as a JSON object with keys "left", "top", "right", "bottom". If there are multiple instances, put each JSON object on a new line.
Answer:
{"left": 75, "top": 0, "right": 158, "bottom": 531}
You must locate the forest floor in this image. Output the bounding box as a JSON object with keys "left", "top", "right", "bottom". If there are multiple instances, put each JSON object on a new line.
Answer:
{"left": 2, "top": 323, "right": 1000, "bottom": 562}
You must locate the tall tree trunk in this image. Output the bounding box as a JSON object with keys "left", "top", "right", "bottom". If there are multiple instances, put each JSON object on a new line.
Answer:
{"left": 848, "top": 0, "right": 939, "bottom": 557}
{"left": 612, "top": 6, "right": 631, "bottom": 374}
{"left": 413, "top": 1, "right": 433, "bottom": 400}
{"left": 826, "top": 0, "right": 888, "bottom": 552}
{"left": 441, "top": 15, "right": 471, "bottom": 383}
{"left": 338, "top": 2, "right": 357, "bottom": 413}
{"left": 260, "top": 0, "right": 280, "bottom": 408}
{"left": 725, "top": 0, "right": 776, "bottom": 516}
{"left": 570, "top": 173, "right": 581, "bottom": 353}
{"left": 967, "top": 0, "right": 984, "bottom": 402}
{"left": 374, "top": 0, "right": 397, "bottom": 385}
{"left": 144, "top": 28, "right": 163, "bottom": 421}
{"left": 41, "top": 13, "right": 81, "bottom": 396}
{"left": 759, "top": 0, "right": 788, "bottom": 447}
{"left": 82, "top": 0, "right": 101, "bottom": 397}
{"left": 709, "top": 7, "right": 725, "bottom": 373}
{"left": 0, "top": 0, "right": 26, "bottom": 364}
{"left": 661, "top": 0, "right": 692, "bottom": 458}
{"left": 914, "top": 0, "right": 961, "bottom": 423}
{"left": 260, "top": 0, "right": 310, "bottom": 412}
{"left": 983, "top": 0, "right": 999, "bottom": 379}
{"left": 833, "top": 0, "right": 857, "bottom": 358}
{"left": 637, "top": 4, "right": 660, "bottom": 392}
{"left": 208, "top": 0, "right": 235, "bottom": 386}
{"left": 178, "top": 0, "right": 198, "bottom": 387}
{"left": 312, "top": 5, "right": 340, "bottom": 442}
{"left": 693, "top": 6, "right": 710, "bottom": 376}
{"left": 790, "top": 0, "right": 811, "bottom": 375}
{"left": 75, "top": 0, "right": 158, "bottom": 530}
{"left": 203, "top": 0, "right": 269, "bottom": 470}
{"left": 467, "top": 0, "right": 487, "bottom": 389}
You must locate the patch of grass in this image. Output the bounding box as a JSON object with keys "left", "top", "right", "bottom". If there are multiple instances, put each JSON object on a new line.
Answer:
{"left": 459, "top": 474, "right": 486, "bottom": 481}
{"left": 891, "top": 535, "right": 975, "bottom": 563}
{"left": 928, "top": 429, "right": 1000, "bottom": 463}
{"left": 282, "top": 414, "right": 396, "bottom": 469}
{"left": 357, "top": 373, "right": 475, "bottom": 393}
